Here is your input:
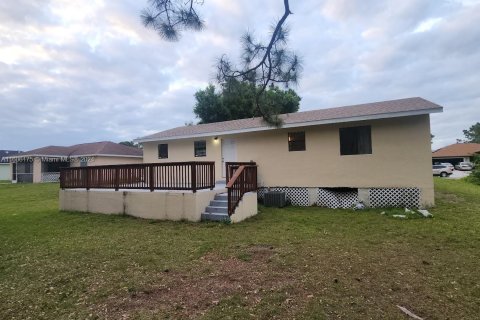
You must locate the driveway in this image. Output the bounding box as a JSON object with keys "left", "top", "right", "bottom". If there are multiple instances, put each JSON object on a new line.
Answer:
{"left": 448, "top": 170, "right": 472, "bottom": 179}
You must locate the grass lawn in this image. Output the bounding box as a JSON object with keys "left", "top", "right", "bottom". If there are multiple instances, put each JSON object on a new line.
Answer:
{"left": 1, "top": 180, "right": 479, "bottom": 319}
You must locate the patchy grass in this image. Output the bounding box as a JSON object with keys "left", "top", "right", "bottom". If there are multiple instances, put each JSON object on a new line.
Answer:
{"left": 0, "top": 179, "right": 479, "bottom": 319}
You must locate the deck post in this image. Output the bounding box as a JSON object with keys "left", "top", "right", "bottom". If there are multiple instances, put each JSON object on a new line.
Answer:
{"left": 149, "top": 164, "right": 154, "bottom": 192}
{"left": 191, "top": 163, "right": 197, "bottom": 193}
{"left": 210, "top": 162, "right": 214, "bottom": 190}
{"left": 86, "top": 167, "right": 90, "bottom": 191}
{"left": 115, "top": 167, "right": 119, "bottom": 191}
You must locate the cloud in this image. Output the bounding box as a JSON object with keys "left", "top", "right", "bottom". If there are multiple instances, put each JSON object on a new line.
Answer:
{"left": 0, "top": 0, "right": 478, "bottom": 151}
{"left": 413, "top": 17, "right": 443, "bottom": 33}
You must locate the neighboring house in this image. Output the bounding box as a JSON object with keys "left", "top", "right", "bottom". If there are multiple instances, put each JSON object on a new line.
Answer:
{"left": 136, "top": 97, "right": 443, "bottom": 208}
{"left": 6, "top": 141, "right": 143, "bottom": 183}
{"left": 0, "top": 150, "right": 21, "bottom": 181}
{"left": 432, "top": 143, "right": 480, "bottom": 165}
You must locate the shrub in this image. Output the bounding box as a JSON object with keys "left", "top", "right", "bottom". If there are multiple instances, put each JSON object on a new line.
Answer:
{"left": 467, "top": 154, "right": 480, "bottom": 185}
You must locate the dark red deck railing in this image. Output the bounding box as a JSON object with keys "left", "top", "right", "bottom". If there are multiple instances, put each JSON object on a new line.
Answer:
{"left": 226, "top": 164, "right": 257, "bottom": 216}
{"left": 225, "top": 161, "right": 256, "bottom": 184}
{"left": 60, "top": 162, "right": 215, "bottom": 193}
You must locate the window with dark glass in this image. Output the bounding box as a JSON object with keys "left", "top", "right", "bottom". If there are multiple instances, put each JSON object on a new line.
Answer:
{"left": 46, "top": 161, "right": 70, "bottom": 172}
{"left": 194, "top": 140, "right": 206, "bottom": 157}
{"left": 158, "top": 144, "right": 168, "bottom": 159}
{"left": 288, "top": 131, "right": 306, "bottom": 151}
{"left": 339, "top": 125, "right": 372, "bottom": 155}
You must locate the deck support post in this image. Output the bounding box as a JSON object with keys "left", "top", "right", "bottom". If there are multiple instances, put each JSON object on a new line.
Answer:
{"left": 86, "top": 167, "right": 90, "bottom": 191}
{"left": 210, "top": 163, "right": 214, "bottom": 190}
{"left": 149, "top": 164, "right": 154, "bottom": 192}
{"left": 114, "top": 167, "right": 119, "bottom": 191}
{"left": 191, "top": 163, "right": 197, "bottom": 193}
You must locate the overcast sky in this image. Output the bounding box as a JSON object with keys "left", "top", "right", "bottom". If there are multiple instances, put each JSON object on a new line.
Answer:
{"left": 1, "top": 0, "right": 479, "bottom": 151}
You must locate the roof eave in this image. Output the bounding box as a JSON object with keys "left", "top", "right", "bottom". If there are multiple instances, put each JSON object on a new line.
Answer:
{"left": 73, "top": 154, "right": 143, "bottom": 158}
{"left": 5, "top": 154, "right": 69, "bottom": 159}
{"left": 5, "top": 153, "right": 143, "bottom": 160}
{"left": 433, "top": 152, "right": 479, "bottom": 158}
{"left": 136, "top": 107, "right": 443, "bottom": 143}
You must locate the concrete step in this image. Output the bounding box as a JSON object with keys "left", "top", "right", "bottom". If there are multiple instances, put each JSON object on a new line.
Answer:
{"left": 201, "top": 193, "right": 230, "bottom": 222}
{"left": 201, "top": 212, "right": 230, "bottom": 222}
{"left": 205, "top": 206, "right": 228, "bottom": 214}
{"left": 214, "top": 193, "right": 228, "bottom": 201}
{"left": 210, "top": 200, "right": 228, "bottom": 207}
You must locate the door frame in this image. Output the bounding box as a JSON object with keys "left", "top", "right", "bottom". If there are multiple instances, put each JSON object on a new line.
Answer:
{"left": 221, "top": 138, "right": 237, "bottom": 177}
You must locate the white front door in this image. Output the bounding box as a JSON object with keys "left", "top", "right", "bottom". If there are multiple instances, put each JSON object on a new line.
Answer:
{"left": 221, "top": 138, "right": 237, "bottom": 177}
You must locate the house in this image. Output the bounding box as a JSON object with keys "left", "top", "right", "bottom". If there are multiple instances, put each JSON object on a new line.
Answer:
{"left": 135, "top": 97, "right": 443, "bottom": 208}
{"left": 6, "top": 141, "right": 142, "bottom": 183}
{"left": 432, "top": 143, "right": 480, "bottom": 165}
{"left": 0, "top": 150, "right": 21, "bottom": 181}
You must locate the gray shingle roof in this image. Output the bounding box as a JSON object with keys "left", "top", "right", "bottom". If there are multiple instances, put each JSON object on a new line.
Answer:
{"left": 137, "top": 97, "right": 443, "bottom": 142}
{"left": 11, "top": 141, "right": 142, "bottom": 158}
{"left": 0, "top": 150, "right": 21, "bottom": 163}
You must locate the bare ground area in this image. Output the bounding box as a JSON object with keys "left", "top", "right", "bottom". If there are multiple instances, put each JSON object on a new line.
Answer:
{"left": 96, "top": 245, "right": 309, "bottom": 319}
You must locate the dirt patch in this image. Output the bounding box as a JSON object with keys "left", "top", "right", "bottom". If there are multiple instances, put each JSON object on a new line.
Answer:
{"left": 94, "top": 245, "right": 306, "bottom": 319}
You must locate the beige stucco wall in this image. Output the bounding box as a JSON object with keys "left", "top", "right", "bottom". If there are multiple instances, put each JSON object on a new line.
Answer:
{"left": 59, "top": 188, "right": 224, "bottom": 222}
{"left": 142, "top": 115, "right": 434, "bottom": 206}
{"left": 33, "top": 157, "right": 42, "bottom": 183}
{"left": 230, "top": 192, "right": 258, "bottom": 223}
{"left": 0, "top": 163, "right": 12, "bottom": 180}
{"left": 143, "top": 138, "right": 223, "bottom": 179}
{"left": 69, "top": 156, "right": 143, "bottom": 167}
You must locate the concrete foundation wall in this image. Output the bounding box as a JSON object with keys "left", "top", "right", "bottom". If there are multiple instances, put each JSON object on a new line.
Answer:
{"left": 231, "top": 192, "right": 258, "bottom": 223}
{"left": 59, "top": 188, "right": 225, "bottom": 222}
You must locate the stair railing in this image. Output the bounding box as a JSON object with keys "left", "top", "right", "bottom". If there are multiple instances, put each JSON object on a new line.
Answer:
{"left": 226, "top": 164, "right": 257, "bottom": 216}
{"left": 225, "top": 161, "right": 256, "bottom": 184}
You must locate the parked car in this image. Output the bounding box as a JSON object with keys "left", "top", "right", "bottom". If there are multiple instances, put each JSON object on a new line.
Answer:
{"left": 440, "top": 163, "right": 455, "bottom": 171}
{"left": 432, "top": 165, "right": 453, "bottom": 177}
{"left": 454, "top": 162, "right": 474, "bottom": 171}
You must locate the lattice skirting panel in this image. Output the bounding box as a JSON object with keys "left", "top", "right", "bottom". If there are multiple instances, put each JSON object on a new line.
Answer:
{"left": 317, "top": 188, "right": 358, "bottom": 209}
{"left": 258, "top": 187, "right": 309, "bottom": 206}
{"left": 258, "top": 187, "right": 421, "bottom": 208}
{"left": 369, "top": 188, "right": 420, "bottom": 208}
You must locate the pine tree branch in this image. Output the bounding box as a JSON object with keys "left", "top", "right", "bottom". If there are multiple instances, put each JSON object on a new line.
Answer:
{"left": 142, "top": 0, "right": 300, "bottom": 126}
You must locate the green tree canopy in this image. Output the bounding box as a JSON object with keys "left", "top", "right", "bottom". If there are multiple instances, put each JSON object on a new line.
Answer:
{"left": 193, "top": 80, "right": 301, "bottom": 124}
{"left": 463, "top": 122, "right": 480, "bottom": 143}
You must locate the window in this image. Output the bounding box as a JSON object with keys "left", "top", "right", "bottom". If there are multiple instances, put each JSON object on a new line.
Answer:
{"left": 46, "top": 161, "right": 70, "bottom": 172}
{"left": 288, "top": 131, "right": 306, "bottom": 151}
{"left": 194, "top": 140, "right": 206, "bottom": 157}
{"left": 158, "top": 144, "right": 168, "bottom": 159}
{"left": 339, "top": 125, "right": 372, "bottom": 155}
